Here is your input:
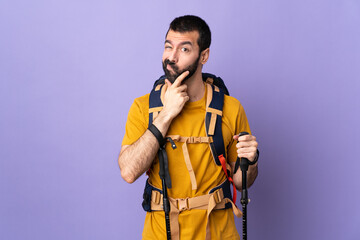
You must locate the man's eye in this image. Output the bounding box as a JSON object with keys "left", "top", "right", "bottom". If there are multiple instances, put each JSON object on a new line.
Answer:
{"left": 165, "top": 46, "right": 172, "bottom": 49}
{"left": 181, "top": 47, "right": 189, "bottom": 52}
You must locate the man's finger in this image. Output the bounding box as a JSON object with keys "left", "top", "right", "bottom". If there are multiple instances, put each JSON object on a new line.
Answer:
{"left": 236, "top": 141, "right": 253, "bottom": 148}
{"left": 233, "top": 134, "right": 250, "bottom": 141}
{"left": 165, "top": 79, "right": 172, "bottom": 87}
{"left": 172, "top": 71, "right": 189, "bottom": 87}
{"left": 236, "top": 135, "right": 255, "bottom": 142}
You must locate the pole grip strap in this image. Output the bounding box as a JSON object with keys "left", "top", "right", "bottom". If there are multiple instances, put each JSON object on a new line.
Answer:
{"left": 148, "top": 123, "right": 166, "bottom": 147}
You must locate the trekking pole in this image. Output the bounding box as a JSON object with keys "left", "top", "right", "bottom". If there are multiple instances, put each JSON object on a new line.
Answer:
{"left": 158, "top": 148, "right": 171, "bottom": 240}
{"left": 148, "top": 125, "right": 175, "bottom": 240}
{"left": 234, "top": 132, "right": 259, "bottom": 240}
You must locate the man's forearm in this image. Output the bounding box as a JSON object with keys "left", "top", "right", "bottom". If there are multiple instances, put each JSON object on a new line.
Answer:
{"left": 118, "top": 110, "right": 173, "bottom": 183}
{"left": 232, "top": 162, "right": 258, "bottom": 191}
{"left": 245, "top": 163, "right": 258, "bottom": 189}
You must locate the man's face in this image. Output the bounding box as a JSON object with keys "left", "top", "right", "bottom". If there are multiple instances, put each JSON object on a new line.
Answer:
{"left": 162, "top": 30, "right": 201, "bottom": 83}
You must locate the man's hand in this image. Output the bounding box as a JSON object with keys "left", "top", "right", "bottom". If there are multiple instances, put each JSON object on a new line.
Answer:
{"left": 162, "top": 71, "right": 190, "bottom": 120}
{"left": 233, "top": 134, "right": 258, "bottom": 162}
{"left": 231, "top": 134, "right": 259, "bottom": 189}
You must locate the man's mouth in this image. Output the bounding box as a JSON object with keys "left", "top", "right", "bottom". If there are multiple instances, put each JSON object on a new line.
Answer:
{"left": 164, "top": 60, "right": 178, "bottom": 71}
{"left": 166, "top": 64, "right": 175, "bottom": 71}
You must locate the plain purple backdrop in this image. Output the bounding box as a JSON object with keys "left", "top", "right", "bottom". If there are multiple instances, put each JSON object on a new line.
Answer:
{"left": 1, "top": 0, "right": 359, "bottom": 239}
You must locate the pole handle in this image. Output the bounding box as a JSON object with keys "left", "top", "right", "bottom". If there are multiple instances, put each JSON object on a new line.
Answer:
{"left": 234, "top": 132, "right": 250, "bottom": 174}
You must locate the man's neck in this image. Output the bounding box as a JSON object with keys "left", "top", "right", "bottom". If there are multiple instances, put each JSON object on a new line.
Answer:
{"left": 184, "top": 69, "right": 205, "bottom": 102}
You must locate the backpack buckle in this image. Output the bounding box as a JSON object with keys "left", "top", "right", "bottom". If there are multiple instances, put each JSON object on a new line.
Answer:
{"left": 213, "top": 189, "right": 224, "bottom": 204}
{"left": 189, "top": 137, "right": 201, "bottom": 143}
{"left": 177, "top": 198, "right": 189, "bottom": 212}
{"left": 151, "top": 190, "right": 162, "bottom": 205}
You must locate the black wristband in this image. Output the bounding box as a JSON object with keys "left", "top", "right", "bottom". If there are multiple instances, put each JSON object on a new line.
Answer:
{"left": 249, "top": 149, "right": 260, "bottom": 165}
{"left": 148, "top": 124, "right": 166, "bottom": 147}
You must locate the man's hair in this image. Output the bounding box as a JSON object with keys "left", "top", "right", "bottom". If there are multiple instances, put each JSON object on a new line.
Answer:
{"left": 167, "top": 15, "right": 211, "bottom": 53}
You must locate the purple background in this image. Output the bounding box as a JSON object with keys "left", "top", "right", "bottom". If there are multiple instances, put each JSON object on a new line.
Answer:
{"left": 1, "top": 0, "right": 359, "bottom": 239}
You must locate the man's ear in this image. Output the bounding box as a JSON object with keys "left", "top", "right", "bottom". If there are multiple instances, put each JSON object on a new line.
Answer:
{"left": 200, "top": 48, "right": 210, "bottom": 64}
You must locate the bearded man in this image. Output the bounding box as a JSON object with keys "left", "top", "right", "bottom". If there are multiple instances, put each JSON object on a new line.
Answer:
{"left": 118, "top": 15, "right": 259, "bottom": 240}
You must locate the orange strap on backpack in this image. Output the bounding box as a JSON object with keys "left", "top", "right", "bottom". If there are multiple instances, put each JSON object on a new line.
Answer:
{"left": 218, "top": 154, "right": 237, "bottom": 203}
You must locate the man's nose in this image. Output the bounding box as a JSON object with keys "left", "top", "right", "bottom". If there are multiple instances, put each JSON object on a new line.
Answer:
{"left": 167, "top": 49, "right": 178, "bottom": 63}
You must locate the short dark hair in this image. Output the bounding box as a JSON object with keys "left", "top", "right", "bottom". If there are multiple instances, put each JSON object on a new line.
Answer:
{"left": 167, "top": 15, "right": 211, "bottom": 53}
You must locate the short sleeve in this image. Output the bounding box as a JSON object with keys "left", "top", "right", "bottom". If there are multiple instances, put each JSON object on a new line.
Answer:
{"left": 227, "top": 102, "right": 252, "bottom": 163}
{"left": 121, "top": 94, "right": 149, "bottom": 146}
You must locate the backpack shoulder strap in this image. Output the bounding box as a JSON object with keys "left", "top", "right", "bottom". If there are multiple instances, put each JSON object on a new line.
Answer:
{"left": 204, "top": 75, "right": 238, "bottom": 202}
{"left": 205, "top": 81, "right": 226, "bottom": 166}
{"left": 149, "top": 76, "right": 167, "bottom": 127}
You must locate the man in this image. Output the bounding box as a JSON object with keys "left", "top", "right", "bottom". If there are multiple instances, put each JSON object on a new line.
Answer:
{"left": 118, "top": 15, "right": 258, "bottom": 240}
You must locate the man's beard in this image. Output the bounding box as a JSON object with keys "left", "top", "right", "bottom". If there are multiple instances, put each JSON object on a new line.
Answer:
{"left": 162, "top": 54, "right": 201, "bottom": 84}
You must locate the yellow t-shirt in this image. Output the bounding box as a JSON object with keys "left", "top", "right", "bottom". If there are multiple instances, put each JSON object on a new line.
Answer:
{"left": 122, "top": 83, "right": 251, "bottom": 240}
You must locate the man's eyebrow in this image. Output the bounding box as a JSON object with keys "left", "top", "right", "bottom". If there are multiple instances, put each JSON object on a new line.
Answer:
{"left": 180, "top": 41, "right": 193, "bottom": 46}
{"left": 164, "top": 40, "right": 193, "bottom": 46}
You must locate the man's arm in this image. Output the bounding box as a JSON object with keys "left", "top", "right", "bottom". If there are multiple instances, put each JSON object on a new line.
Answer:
{"left": 118, "top": 71, "right": 190, "bottom": 183}
{"left": 230, "top": 134, "right": 259, "bottom": 190}
{"left": 118, "top": 115, "right": 169, "bottom": 183}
